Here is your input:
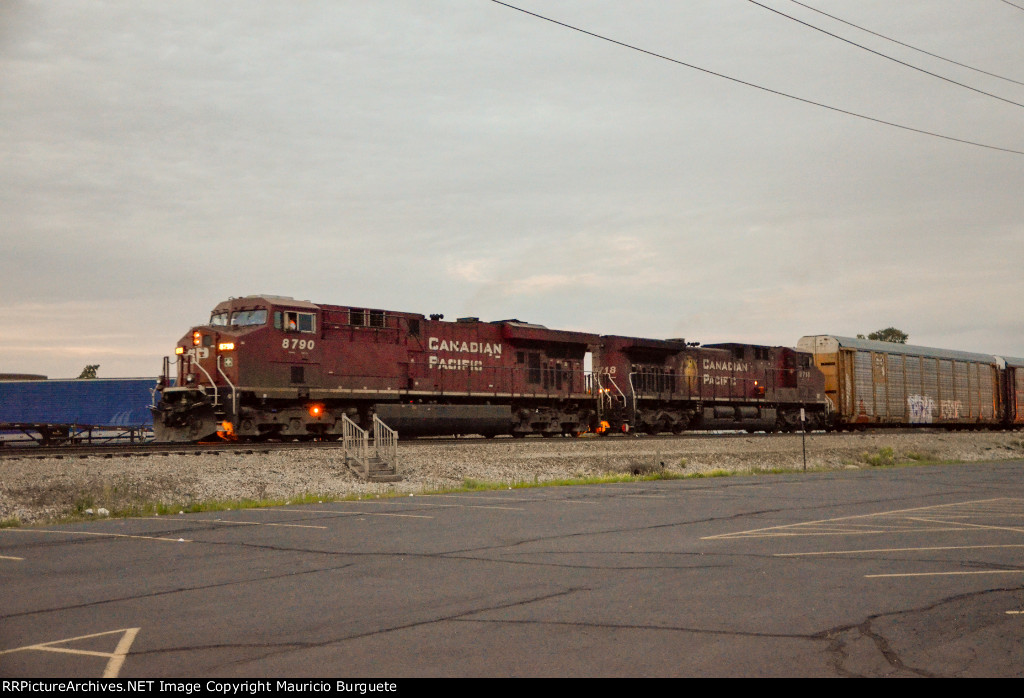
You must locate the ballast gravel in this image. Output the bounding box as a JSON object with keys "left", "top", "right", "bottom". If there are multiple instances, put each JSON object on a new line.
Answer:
{"left": 1, "top": 430, "right": 1023, "bottom": 525}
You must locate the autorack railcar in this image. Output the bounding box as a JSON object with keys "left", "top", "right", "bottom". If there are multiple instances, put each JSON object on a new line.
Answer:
{"left": 797, "top": 335, "right": 1013, "bottom": 429}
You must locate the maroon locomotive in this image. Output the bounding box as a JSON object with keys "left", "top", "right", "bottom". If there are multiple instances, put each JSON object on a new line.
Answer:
{"left": 597, "top": 337, "right": 827, "bottom": 435}
{"left": 151, "top": 295, "right": 828, "bottom": 441}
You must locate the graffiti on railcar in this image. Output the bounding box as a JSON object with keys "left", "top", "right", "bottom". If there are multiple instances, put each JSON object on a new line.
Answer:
{"left": 908, "top": 394, "right": 935, "bottom": 423}
{"left": 940, "top": 399, "right": 963, "bottom": 419}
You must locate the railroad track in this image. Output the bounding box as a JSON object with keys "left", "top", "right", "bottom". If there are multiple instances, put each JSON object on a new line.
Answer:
{"left": 0, "top": 430, "right": 811, "bottom": 459}
{"left": 4, "top": 426, "right": 999, "bottom": 459}
{"left": 0, "top": 440, "right": 350, "bottom": 460}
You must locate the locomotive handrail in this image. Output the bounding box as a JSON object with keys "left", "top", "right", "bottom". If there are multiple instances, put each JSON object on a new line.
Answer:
{"left": 217, "top": 355, "right": 238, "bottom": 417}
{"left": 191, "top": 357, "right": 219, "bottom": 407}
{"left": 605, "top": 374, "right": 627, "bottom": 406}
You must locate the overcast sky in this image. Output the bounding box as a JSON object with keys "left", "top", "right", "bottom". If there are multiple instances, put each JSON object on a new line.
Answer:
{"left": 2, "top": 0, "right": 1022, "bottom": 378}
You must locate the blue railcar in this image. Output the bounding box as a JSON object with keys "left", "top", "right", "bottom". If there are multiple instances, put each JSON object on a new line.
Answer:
{"left": 0, "top": 378, "right": 158, "bottom": 428}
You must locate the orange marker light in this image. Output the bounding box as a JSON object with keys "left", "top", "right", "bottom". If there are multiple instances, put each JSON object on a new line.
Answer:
{"left": 175, "top": 347, "right": 185, "bottom": 355}
{"left": 308, "top": 404, "right": 324, "bottom": 418}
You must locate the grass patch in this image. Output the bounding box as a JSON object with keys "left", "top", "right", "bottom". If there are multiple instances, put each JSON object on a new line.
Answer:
{"left": 862, "top": 446, "right": 896, "bottom": 467}
{"left": 43, "top": 491, "right": 346, "bottom": 526}
{"left": 686, "top": 469, "right": 733, "bottom": 479}
{"left": 0, "top": 517, "right": 21, "bottom": 529}
{"left": 860, "top": 446, "right": 947, "bottom": 468}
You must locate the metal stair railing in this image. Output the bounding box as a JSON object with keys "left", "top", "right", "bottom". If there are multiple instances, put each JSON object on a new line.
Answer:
{"left": 341, "top": 413, "right": 369, "bottom": 475}
{"left": 372, "top": 414, "right": 398, "bottom": 468}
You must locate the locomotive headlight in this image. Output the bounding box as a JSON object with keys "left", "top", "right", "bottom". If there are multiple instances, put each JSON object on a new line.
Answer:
{"left": 175, "top": 347, "right": 185, "bottom": 355}
{"left": 192, "top": 331, "right": 201, "bottom": 346}
{"left": 218, "top": 342, "right": 235, "bottom": 351}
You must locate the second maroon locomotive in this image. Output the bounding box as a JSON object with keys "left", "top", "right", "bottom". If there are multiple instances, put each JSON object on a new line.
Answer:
{"left": 152, "top": 295, "right": 827, "bottom": 441}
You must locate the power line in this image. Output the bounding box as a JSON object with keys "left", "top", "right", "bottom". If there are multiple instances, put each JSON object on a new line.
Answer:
{"left": 489, "top": 1, "right": 1024, "bottom": 156}
{"left": 999, "top": 0, "right": 1024, "bottom": 12}
{"left": 785, "top": 0, "right": 1024, "bottom": 87}
{"left": 747, "top": 0, "right": 1024, "bottom": 109}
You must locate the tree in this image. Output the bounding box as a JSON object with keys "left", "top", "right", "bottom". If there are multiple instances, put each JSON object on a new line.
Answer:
{"left": 78, "top": 364, "right": 100, "bottom": 379}
{"left": 857, "top": 328, "right": 908, "bottom": 344}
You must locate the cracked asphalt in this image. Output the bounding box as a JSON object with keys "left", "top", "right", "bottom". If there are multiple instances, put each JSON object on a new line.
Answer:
{"left": 2, "top": 461, "right": 1024, "bottom": 677}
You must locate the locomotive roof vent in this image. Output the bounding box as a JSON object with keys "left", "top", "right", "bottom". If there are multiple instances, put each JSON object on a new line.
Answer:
{"left": 457, "top": 317, "right": 480, "bottom": 323}
{"left": 665, "top": 338, "right": 687, "bottom": 344}
{"left": 496, "top": 320, "right": 549, "bottom": 330}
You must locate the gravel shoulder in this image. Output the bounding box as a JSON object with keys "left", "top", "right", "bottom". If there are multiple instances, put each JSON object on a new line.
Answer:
{"left": 2, "top": 431, "right": 1023, "bottom": 525}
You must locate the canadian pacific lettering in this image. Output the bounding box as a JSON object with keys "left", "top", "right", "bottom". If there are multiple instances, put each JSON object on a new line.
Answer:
{"left": 429, "top": 356, "right": 485, "bottom": 371}
{"left": 428, "top": 336, "right": 502, "bottom": 371}
{"left": 701, "top": 357, "right": 749, "bottom": 385}
{"left": 702, "top": 358, "right": 749, "bottom": 372}
{"left": 428, "top": 337, "right": 502, "bottom": 355}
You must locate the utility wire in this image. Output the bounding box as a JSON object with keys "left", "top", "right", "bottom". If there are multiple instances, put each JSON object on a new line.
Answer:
{"left": 747, "top": 0, "right": 1024, "bottom": 109}
{"left": 786, "top": 0, "right": 1024, "bottom": 87}
{"left": 999, "top": 0, "right": 1024, "bottom": 12}
{"left": 489, "top": 1, "right": 1024, "bottom": 156}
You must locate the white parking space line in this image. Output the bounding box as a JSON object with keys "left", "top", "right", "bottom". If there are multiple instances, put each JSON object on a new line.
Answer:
{"left": 905, "top": 517, "right": 1024, "bottom": 535}
{"left": 188, "top": 519, "right": 328, "bottom": 529}
{"left": 0, "top": 628, "right": 140, "bottom": 679}
{"left": 412, "top": 493, "right": 600, "bottom": 505}
{"left": 729, "top": 526, "right": 972, "bottom": 538}
{"left": 423, "top": 494, "right": 537, "bottom": 502}
{"left": 776, "top": 544, "right": 1024, "bottom": 557}
{"left": 288, "top": 496, "right": 526, "bottom": 511}
{"left": 403, "top": 502, "right": 525, "bottom": 511}
{"left": 0, "top": 529, "right": 191, "bottom": 543}
{"left": 704, "top": 497, "right": 1020, "bottom": 540}
{"left": 866, "top": 570, "right": 1024, "bottom": 578}
{"left": 246, "top": 508, "right": 433, "bottom": 519}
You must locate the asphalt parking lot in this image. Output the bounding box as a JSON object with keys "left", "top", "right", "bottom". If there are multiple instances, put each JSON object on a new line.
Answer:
{"left": 2, "top": 461, "right": 1023, "bottom": 677}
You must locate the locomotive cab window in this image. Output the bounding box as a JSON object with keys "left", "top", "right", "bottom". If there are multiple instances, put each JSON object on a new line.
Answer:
{"left": 279, "top": 311, "right": 316, "bottom": 333}
{"left": 210, "top": 312, "right": 229, "bottom": 326}
{"left": 230, "top": 309, "right": 268, "bottom": 326}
